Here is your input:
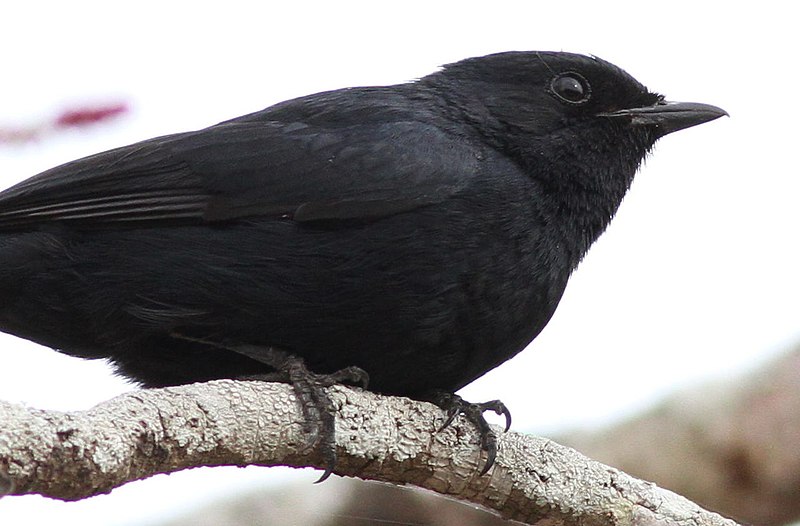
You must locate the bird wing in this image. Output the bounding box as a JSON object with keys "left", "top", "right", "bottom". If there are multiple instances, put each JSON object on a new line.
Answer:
{"left": 0, "top": 119, "right": 481, "bottom": 229}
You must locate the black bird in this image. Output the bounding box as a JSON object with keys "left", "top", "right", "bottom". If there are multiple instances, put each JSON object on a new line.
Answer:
{"left": 0, "top": 51, "right": 725, "bottom": 479}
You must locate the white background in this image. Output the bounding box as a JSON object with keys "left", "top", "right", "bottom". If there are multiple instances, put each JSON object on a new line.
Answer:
{"left": 0, "top": 1, "right": 798, "bottom": 524}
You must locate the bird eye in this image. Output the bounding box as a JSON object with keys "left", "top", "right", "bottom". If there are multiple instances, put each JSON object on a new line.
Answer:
{"left": 550, "top": 73, "right": 591, "bottom": 104}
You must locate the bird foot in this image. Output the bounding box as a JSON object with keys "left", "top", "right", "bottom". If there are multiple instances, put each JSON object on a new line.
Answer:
{"left": 174, "top": 337, "right": 368, "bottom": 483}
{"left": 429, "top": 392, "right": 511, "bottom": 475}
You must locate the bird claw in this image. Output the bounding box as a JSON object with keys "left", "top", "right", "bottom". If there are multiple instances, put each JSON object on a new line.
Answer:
{"left": 430, "top": 392, "right": 512, "bottom": 475}
{"left": 287, "top": 360, "right": 369, "bottom": 482}
{"left": 291, "top": 361, "right": 368, "bottom": 483}
{"left": 477, "top": 399, "right": 512, "bottom": 432}
{"left": 191, "top": 341, "right": 369, "bottom": 483}
{"left": 437, "top": 402, "right": 461, "bottom": 432}
{"left": 315, "top": 365, "right": 370, "bottom": 390}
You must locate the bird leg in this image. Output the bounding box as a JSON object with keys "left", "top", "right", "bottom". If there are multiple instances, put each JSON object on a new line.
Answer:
{"left": 171, "top": 336, "right": 368, "bottom": 483}
{"left": 231, "top": 344, "right": 369, "bottom": 482}
{"left": 429, "top": 392, "right": 511, "bottom": 475}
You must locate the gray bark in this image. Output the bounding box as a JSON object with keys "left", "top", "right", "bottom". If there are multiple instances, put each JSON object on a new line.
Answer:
{"left": 0, "top": 380, "right": 739, "bottom": 526}
{"left": 562, "top": 345, "right": 800, "bottom": 526}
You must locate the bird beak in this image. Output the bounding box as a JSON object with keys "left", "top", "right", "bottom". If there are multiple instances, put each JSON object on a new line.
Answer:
{"left": 600, "top": 100, "right": 728, "bottom": 136}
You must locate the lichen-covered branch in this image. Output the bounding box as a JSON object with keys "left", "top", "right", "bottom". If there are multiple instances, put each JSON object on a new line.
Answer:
{"left": 0, "top": 380, "right": 739, "bottom": 526}
{"left": 562, "top": 344, "right": 800, "bottom": 526}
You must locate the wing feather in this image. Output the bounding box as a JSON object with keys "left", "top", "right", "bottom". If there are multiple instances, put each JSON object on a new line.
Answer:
{"left": 0, "top": 115, "right": 481, "bottom": 229}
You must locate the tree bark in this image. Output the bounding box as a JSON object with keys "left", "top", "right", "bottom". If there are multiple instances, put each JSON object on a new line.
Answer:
{"left": 561, "top": 345, "right": 800, "bottom": 526}
{"left": 0, "top": 380, "right": 739, "bottom": 526}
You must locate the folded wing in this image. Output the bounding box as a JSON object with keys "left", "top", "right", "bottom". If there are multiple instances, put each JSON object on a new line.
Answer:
{"left": 0, "top": 118, "right": 481, "bottom": 229}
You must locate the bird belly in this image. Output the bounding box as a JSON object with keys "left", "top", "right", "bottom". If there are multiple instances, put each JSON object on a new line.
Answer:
{"left": 0, "top": 204, "right": 567, "bottom": 396}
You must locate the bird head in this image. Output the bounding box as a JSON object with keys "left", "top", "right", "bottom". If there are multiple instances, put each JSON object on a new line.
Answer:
{"left": 422, "top": 51, "right": 726, "bottom": 147}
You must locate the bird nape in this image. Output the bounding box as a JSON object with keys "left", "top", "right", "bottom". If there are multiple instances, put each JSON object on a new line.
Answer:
{"left": 0, "top": 51, "right": 726, "bottom": 480}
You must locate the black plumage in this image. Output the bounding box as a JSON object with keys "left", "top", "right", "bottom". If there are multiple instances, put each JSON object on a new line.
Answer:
{"left": 0, "top": 52, "right": 725, "bottom": 474}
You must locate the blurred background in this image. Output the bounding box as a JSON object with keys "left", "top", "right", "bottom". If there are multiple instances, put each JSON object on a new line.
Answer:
{"left": 0, "top": 1, "right": 797, "bottom": 525}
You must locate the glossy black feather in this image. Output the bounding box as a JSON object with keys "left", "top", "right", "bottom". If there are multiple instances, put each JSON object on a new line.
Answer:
{"left": 0, "top": 89, "right": 479, "bottom": 228}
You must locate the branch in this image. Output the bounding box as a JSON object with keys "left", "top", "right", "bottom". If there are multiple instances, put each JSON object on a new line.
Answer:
{"left": 561, "top": 344, "right": 800, "bottom": 526}
{"left": 0, "top": 380, "right": 739, "bottom": 526}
